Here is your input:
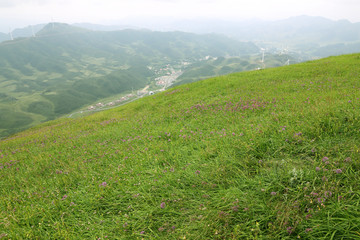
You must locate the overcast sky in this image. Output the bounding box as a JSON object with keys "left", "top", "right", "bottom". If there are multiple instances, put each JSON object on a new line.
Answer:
{"left": 1, "top": 0, "right": 360, "bottom": 32}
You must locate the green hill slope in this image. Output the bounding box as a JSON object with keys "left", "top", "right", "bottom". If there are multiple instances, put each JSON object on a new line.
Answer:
{"left": 0, "top": 23, "right": 258, "bottom": 138}
{"left": 0, "top": 54, "right": 359, "bottom": 239}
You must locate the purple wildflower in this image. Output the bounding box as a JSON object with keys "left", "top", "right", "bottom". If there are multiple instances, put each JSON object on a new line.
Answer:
{"left": 322, "top": 156, "right": 329, "bottom": 162}
{"left": 324, "top": 191, "right": 332, "bottom": 198}
{"left": 61, "top": 195, "right": 68, "bottom": 200}
{"left": 316, "top": 167, "right": 321, "bottom": 171}
{"left": 335, "top": 169, "right": 342, "bottom": 174}
{"left": 160, "top": 202, "right": 166, "bottom": 209}
{"left": 99, "top": 182, "right": 107, "bottom": 187}
{"left": 271, "top": 192, "right": 277, "bottom": 196}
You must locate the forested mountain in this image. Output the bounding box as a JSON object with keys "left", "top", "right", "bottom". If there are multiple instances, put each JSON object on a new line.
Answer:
{"left": 0, "top": 23, "right": 258, "bottom": 138}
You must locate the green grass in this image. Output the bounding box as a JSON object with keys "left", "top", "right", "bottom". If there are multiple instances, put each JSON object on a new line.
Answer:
{"left": 0, "top": 54, "right": 360, "bottom": 239}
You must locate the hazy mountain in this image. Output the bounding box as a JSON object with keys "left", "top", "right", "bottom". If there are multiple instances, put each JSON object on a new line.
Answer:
{"left": 12, "top": 24, "right": 46, "bottom": 38}
{"left": 133, "top": 16, "right": 360, "bottom": 45}
{"left": 0, "top": 23, "right": 258, "bottom": 138}
{"left": 116, "top": 15, "right": 360, "bottom": 57}
{"left": 3, "top": 16, "right": 360, "bottom": 53}
{"left": 0, "top": 32, "right": 8, "bottom": 42}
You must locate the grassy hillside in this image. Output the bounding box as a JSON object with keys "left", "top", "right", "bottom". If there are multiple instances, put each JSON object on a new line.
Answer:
{"left": 0, "top": 23, "right": 258, "bottom": 139}
{"left": 0, "top": 54, "right": 359, "bottom": 239}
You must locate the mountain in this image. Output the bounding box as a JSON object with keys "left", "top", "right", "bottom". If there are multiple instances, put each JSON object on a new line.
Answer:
{"left": 127, "top": 16, "right": 360, "bottom": 57}
{"left": 1, "top": 53, "right": 359, "bottom": 239}
{"left": 0, "top": 23, "right": 259, "bottom": 138}
{"left": 141, "top": 16, "right": 360, "bottom": 45}
{"left": 12, "top": 24, "right": 46, "bottom": 38}
{"left": 36, "top": 22, "right": 88, "bottom": 36}
{"left": 0, "top": 32, "right": 9, "bottom": 42}
{"left": 3, "top": 16, "right": 360, "bottom": 58}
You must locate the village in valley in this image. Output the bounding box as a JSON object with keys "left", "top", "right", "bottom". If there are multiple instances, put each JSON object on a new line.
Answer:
{"left": 75, "top": 59, "right": 194, "bottom": 116}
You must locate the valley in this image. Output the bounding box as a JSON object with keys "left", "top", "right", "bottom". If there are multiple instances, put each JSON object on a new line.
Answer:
{"left": 0, "top": 23, "right": 260, "bottom": 139}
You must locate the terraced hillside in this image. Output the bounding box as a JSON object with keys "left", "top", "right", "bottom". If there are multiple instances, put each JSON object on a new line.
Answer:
{"left": 0, "top": 54, "right": 359, "bottom": 239}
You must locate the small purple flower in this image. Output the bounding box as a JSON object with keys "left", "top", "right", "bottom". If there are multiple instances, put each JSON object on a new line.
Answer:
{"left": 271, "top": 192, "right": 277, "bottom": 196}
{"left": 160, "top": 202, "right": 166, "bottom": 209}
{"left": 324, "top": 191, "right": 332, "bottom": 198}
{"left": 316, "top": 167, "right": 321, "bottom": 171}
{"left": 99, "top": 182, "right": 107, "bottom": 187}
{"left": 287, "top": 227, "right": 293, "bottom": 234}
{"left": 61, "top": 195, "right": 68, "bottom": 200}
{"left": 335, "top": 169, "right": 342, "bottom": 174}
{"left": 140, "top": 231, "right": 145, "bottom": 234}
{"left": 195, "top": 170, "right": 200, "bottom": 175}
{"left": 322, "top": 156, "right": 329, "bottom": 162}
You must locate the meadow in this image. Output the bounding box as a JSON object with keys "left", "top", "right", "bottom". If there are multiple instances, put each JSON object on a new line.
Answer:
{"left": 0, "top": 54, "right": 359, "bottom": 239}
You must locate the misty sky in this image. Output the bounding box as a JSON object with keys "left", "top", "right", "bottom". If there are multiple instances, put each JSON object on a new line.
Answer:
{"left": 1, "top": 0, "right": 360, "bottom": 32}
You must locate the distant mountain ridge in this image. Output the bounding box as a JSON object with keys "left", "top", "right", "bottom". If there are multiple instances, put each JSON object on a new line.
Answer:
{"left": 2, "top": 16, "right": 360, "bottom": 44}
